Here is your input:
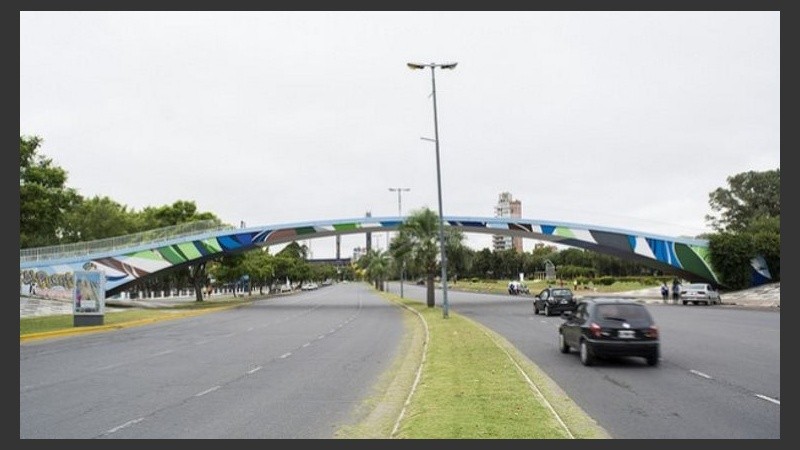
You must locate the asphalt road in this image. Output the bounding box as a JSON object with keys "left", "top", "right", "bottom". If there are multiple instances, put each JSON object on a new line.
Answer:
{"left": 391, "top": 283, "right": 780, "bottom": 439}
{"left": 20, "top": 283, "right": 404, "bottom": 438}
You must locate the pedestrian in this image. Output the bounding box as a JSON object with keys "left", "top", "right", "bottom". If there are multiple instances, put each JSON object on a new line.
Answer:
{"left": 671, "top": 279, "right": 681, "bottom": 304}
{"left": 660, "top": 282, "right": 669, "bottom": 303}
{"left": 573, "top": 279, "right": 578, "bottom": 291}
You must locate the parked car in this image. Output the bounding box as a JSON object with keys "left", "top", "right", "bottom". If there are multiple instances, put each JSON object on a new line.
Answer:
{"left": 301, "top": 282, "right": 319, "bottom": 291}
{"left": 558, "top": 298, "right": 660, "bottom": 366}
{"left": 508, "top": 281, "right": 530, "bottom": 295}
{"left": 533, "top": 287, "right": 577, "bottom": 316}
{"left": 680, "top": 283, "right": 721, "bottom": 305}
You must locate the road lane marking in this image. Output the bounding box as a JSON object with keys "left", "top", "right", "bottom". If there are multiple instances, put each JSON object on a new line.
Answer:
{"left": 221, "top": 332, "right": 235, "bottom": 338}
{"left": 755, "top": 394, "right": 780, "bottom": 405}
{"left": 302, "top": 343, "right": 310, "bottom": 348}
{"left": 96, "top": 363, "right": 122, "bottom": 371}
{"left": 246, "top": 327, "right": 254, "bottom": 332}
{"left": 104, "top": 417, "right": 144, "bottom": 435}
{"left": 152, "top": 350, "right": 174, "bottom": 357}
{"left": 247, "top": 366, "right": 262, "bottom": 375}
{"left": 540, "top": 320, "right": 548, "bottom": 324}
{"left": 280, "top": 352, "right": 292, "bottom": 359}
{"left": 690, "top": 370, "right": 713, "bottom": 379}
{"left": 195, "top": 386, "right": 221, "bottom": 397}
{"left": 317, "top": 335, "right": 325, "bottom": 340}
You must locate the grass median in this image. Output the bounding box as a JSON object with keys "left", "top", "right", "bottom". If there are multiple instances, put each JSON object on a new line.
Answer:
{"left": 338, "top": 291, "right": 610, "bottom": 439}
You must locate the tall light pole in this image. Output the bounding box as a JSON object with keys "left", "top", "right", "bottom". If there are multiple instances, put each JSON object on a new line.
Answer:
{"left": 389, "top": 187, "right": 410, "bottom": 218}
{"left": 407, "top": 61, "right": 457, "bottom": 318}
{"left": 389, "top": 187, "right": 410, "bottom": 298}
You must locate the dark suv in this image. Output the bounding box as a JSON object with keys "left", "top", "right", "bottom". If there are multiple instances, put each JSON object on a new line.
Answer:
{"left": 533, "top": 287, "right": 577, "bottom": 316}
{"left": 558, "top": 298, "right": 660, "bottom": 366}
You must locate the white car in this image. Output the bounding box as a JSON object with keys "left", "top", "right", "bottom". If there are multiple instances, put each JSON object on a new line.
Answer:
{"left": 301, "top": 282, "right": 318, "bottom": 291}
{"left": 680, "top": 283, "right": 722, "bottom": 305}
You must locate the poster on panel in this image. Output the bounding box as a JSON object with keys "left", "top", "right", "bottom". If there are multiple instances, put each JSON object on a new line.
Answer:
{"left": 73, "top": 270, "right": 105, "bottom": 315}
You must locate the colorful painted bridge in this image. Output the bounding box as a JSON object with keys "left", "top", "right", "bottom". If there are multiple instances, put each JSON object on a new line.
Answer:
{"left": 20, "top": 215, "right": 766, "bottom": 298}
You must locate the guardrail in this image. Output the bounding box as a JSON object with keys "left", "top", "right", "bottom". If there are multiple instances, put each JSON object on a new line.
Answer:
{"left": 20, "top": 220, "right": 235, "bottom": 263}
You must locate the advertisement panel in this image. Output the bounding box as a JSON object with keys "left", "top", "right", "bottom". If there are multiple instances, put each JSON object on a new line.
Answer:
{"left": 73, "top": 271, "right": 105, "bottom": 323}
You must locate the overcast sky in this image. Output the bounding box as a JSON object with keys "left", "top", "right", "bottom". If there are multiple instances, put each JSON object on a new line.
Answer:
{"left": 20, "top": 11, "right": 780, "bottom": 259}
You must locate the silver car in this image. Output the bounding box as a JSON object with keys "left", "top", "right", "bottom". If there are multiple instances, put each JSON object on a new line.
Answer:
{"left": 680, "top": 283, "right": 722, "bottom": 305}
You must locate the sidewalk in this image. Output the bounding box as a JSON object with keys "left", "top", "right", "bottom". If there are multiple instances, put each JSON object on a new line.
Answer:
{"left": 581, "top": 283, "right": 780, "bottom": 309}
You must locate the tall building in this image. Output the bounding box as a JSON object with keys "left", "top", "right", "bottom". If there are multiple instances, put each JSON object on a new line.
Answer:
{"left": 492, "top": 192, "right": 523, "bottom": 252}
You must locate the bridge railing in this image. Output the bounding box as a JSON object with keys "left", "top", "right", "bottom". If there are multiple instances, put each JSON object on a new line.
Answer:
{"left": 20, "top": 220, "right": 235, "bottom": 264}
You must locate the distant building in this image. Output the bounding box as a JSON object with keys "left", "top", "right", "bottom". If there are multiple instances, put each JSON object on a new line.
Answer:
{"left": 492, "top": 192, "right": 523, "bottom": 253}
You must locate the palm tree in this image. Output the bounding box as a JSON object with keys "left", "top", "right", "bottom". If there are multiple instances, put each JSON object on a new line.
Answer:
{"left": 358, "top": 248, "right": 390, "bottom": 291}
{"left": 389, "top": 207, "right": 448, "bottom": 307}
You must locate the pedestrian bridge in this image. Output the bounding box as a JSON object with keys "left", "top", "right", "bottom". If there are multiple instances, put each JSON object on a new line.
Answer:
{"left": 20, "top": 215, "right": 763, "bottom": 298}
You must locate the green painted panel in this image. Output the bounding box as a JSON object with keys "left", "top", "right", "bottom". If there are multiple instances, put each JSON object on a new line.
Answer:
{"left": 675, "top": 243, "right": 718, "bottom": 282}
{"left": 202, "top": 238, "right": 223, "bottom": 253}
{"left": 295, "top": 226, "right": 317, "bottom": 235}
{"left": 157, "top": 246, "right": 187, "bottom": 265}
{"left": 333, "top": 223, "right": 358, "bottom": 231}
{"left": 554, "top": 227, "right": 576, "bottom": 238}
{"left": 177, "top": 242, "right": 202, "bottom": 259}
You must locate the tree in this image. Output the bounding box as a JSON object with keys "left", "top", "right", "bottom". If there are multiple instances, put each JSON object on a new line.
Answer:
{"left": 359, "top": 249, "right": 390, "bottom": 291}
{"left": 62, "top": 196, "right": 137, "bottom": 243}
{"left": 136, "top": 200, "right": 220, "bottom": 230}
{"left": 389, "top": 207, "right": 464, "bottom": 308}
{"left": 705, "top": 169, "right": 780, "bottom": 286}
{"left": 748, "top": 216, "right": 780, "bottom": 282}
{"left": 443, "top": 228, "right": 469, "bottom": 283}
{"left": 706, "top": 169, "right": 780, "bottom": 233}
{"left": 276, "top": 241, "right": 309, "bottom": 260}
{"left": 19, "top": 135, "right": 80, "bottom": 248}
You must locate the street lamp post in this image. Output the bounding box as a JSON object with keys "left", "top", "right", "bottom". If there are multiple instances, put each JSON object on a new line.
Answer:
{"left": 407, "top": 61, "right": 457, "bottom": 318}
{"left": 389, "top": 187, "right": 410, "bottom": 298}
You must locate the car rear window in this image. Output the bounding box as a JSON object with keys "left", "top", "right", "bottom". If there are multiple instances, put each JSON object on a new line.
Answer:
{"left": 685, "top": 284, "right": 707, "bottom": 290}
{"left": 551, "top": 289, "right": 572, "bottom": 297}
{"left": 595, "top": 304, "right": 653, "bottom": 325}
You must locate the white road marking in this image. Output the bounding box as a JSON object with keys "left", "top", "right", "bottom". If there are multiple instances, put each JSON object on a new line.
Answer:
{"left": 755, "top": 394, "right": 780, "bottom": 405}
{"left": 195, "top": 339, "right": 210, "bottom": 345}
{"left": 690, "top": 369, "right": 713, "bottom": 379}
{"left": 317, "top": 335, "right": 325, "bottom": 340}
{"left": 221, "top": 332, "right": 235, "bottom": 338}
{"left": 104, "top": 417, "right": 144, "bottom": 435}
{"left": 280, "top": 352, "right": 292, "bottom": 359}
{"left": 152, "top": 350, "right": 174, "bottom": 357}
{"left": 540, "top": 320, "right": 548, "bottom": 324}
{"left": 195, "top": 386, "right": 221, "bottom": 397}
{"left": 329, "top": 329, "right": 336, "bottom": 333}
{"left": 96, "top": 363, "right": 122, "bottom": 371}
{"left": 247, "top": 366, "right": 262, "bottom": 375}
{"left": 302, "top": 343, "right": 310, "bottom": 348}
{"left": 246, "top": 327, "right": 254, "bottom": 332}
